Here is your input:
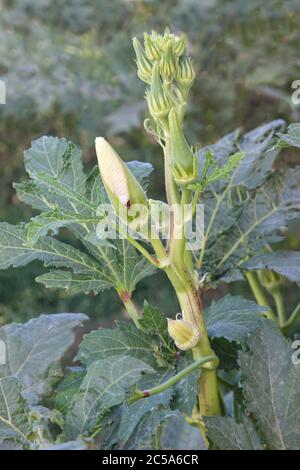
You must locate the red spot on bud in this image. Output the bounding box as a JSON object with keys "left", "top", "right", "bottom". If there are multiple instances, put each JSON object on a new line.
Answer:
{"left": 143, "top": 390, "right": 150, "bottom": 397}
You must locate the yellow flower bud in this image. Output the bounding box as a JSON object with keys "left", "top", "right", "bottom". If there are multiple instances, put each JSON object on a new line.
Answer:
{"left": 95, "top": 137, "right": 147, "bottom": 215}
{"left": 173, "top": 35, "right": 187, "bottom": 57}
{"left": 167, "top": 318, "right": 201, "bottom": 350}
{"left": 146, "top": 63, "right": 170, "bottom": 120}
{"left": 159, "top": 41, "right": 178, "bottom": 81}
{"left": 132, "top": 37, "right": 153, "bottom": 84}
{"left": 177, "top": 56, "right": 195, "bottom": 89}
{"left": 144, "top": 32, "right": 161, "bottom": 61}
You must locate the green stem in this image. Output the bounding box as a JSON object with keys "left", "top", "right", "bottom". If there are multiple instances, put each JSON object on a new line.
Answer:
{"left": 163, "top": 139, "right": 180, "bottom": 207}
{"left": 128, "top": 354, "right": 218, "bottom": 404}
{"left": 126, "top": 234, "right": 160, "bottom": 267}
{"left": 273, "top": 290, "right": 286, "bottom": 327}
{"left": 245, "top": 271, "right": 276, "bottom": 321}
{"left": 115, "top": 222, "right": 161, "bottom": 268}
{"left": 192, "top": 190, "right": 201, "bottom": 216}
{"left": 282, "top": 301, "right": 300, "bottom": 330}
{"left": 170, "top": 278, "right": 221, "bottom": 417}
{"left": 120, "top": 294, "right": 141, "bottom": 328}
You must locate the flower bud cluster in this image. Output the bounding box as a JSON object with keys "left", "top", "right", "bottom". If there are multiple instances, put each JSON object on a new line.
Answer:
{"left": 133, "top": 30, "right": 197, "bottom": 186}
{"left": 133, "top": 30, "right": 195, "bottom": 126}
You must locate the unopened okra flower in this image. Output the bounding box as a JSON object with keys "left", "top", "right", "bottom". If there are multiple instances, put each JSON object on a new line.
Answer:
{"left": 95, "top": 137, "right": 148, "bottom": 220}
{"left": 167, "top": 317, "right": 201, "bottom": 351}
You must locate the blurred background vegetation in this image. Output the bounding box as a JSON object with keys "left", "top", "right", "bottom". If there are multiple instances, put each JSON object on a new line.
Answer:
{"left": 0, "top": 0, "right": 299, "bottom": 327}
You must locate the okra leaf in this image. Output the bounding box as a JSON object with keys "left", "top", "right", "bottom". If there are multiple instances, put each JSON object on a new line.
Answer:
{"left": 0, "top": 223, "right": 101, "bottom": 274}
{"left": 14, "top": 137, "right": 88, "bottom": 213}
{"left": 205, "top": 415, "right": 264, "bottom": 450}
{"left": 26, "top": 209, "right": 102, "bottom": 243}
{"left": 77, "top": 321, "right": 159, "bottom": 368}
{"left": 205, "top": 295, "right": 265, "bottom": 341}
{"left": 211, "top": 337, "right": 239, "bottom": 371}
{"left": 278, "top": 122, "right": 300, "bottom": 148}
{"left": 36, "top": 270, "right": 112, "bottom": 294}
{"left": 11, "top": 136, "right": 156, "bottom": 297}
{"left": 120, "top": 409, "right": 177, "bottom": 450}
{"left": 53, "top": 368, "right": 86, "bottom": 415}
{"left": 0, "top": 377, "right": 31, "bottom": 444}
{"left": 117, "top": 368, "right": 174, "bottom": 448}
{"left": 196, "top": 121, "right": 300, "bottom": 284}
{"left": 173, "top": 354, "right": 199, "bottom": 415}
{"left": 239, "top": 320, "right": 300, "bottom": 449}
{"left": 0, "top": 223, "right": 124, "bottom": 293}
{"left": 64, "top": 355, "right": 154, "bottom": 439}
{"left": 0, "top": 313, "right": 87, "bottom": 404}
{"left": 126, "top": 160, "right": 153, "bottom": 192}
{"left": 162, "top": 413, "right": 205, "bottom": 450}
{"left": 202, "top": 166, "right": 300, "bottom": 283}
{"left": 138, "top": 302, "right": 174, "bottom": 356}
{"left": 108, "top": 239, "right": 156, "bottom": 294}
{"left": 244, "top": 251, "right": 300, "bottom": 285}
{"left": 232, "top": 119, "right": 285, "bottom": 189}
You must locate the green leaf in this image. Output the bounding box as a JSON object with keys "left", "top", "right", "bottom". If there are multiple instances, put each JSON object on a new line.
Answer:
{"left": 26, "top": 209, "right": 102, "bottom": 243}
{"left": 138, "top": 302, "right": 175, "bottom": 359}
{"left": 120, "top": 409, "right": 177, "bottom": 450}
{"left": 244, "top": 251, "right": 300, "bottom": 285}
{"left": 232, "top": 119, "right": 284, "bottom": 189}
{"left": 0, "top": 313, "right": 87, "bottom": 404}
{"left": 162, "top": 414, "right": 205, "bottom": 450}
{"left": 36, "top": 270, "right": 112, "bottom": 294}
{"left": 0, "top": 377, "right": 30, "bottom": 444}
{"left": 278, "top": 123, "right": 300, "bottom": 148}
{"left": 239, "top": 320, "right": 300, "bottom": 449}
{"left": 201, "top": 166, "right": 300, "bottom": 283}
{"left": 12, "top": 137, "right": 156, "bottom": 297}
{"left": 65, "top": 355, "right": 154, "bottom": 439}
{"left": 0, "top": 223, "right": 120, "bottom": 293}
{"left": 0, "top": 223, "right": 100, "bottom": 274}
{"left": 39, "top": 438, "right": 90, "bottom": 450}
{"left": 205, "top": 415, "right": 264, "bottom": 450}
{"left": 54, "top": 368, "right": 85, "bottom": 414}
{"left": 211, "top": 337, "right": 239, "bottom": 371}
{"left": 196, "top": 121, "right": 300, "bottom": 284}
{"left": 126, "top": 160, "right": 153, "bottom": 192}
{"left": 14, "top": 137, "right": 88, "bottom": 213}
{"left": 190, "top": 150, "right": 244, "bottom": 192}
{"left": 205, "top": 295, "right": 265, "bottom": 341}
{"left": 117, "top": 368, "right": 174, "bottom": 448}
{"left": 173, "top": 354, "right": 199, "bottom": 414}
{"left": 77, "top": 321, "right": 159, "bottom": 368}
{"left": 109, "top": 240, "right": 156, "bottom": 293}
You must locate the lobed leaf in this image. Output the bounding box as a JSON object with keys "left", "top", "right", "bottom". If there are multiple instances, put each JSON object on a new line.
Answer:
{"left": 64, "top": 355, "right": 154, "bottom": 439}
{"left": 205, "top": 294, "right": 265, "bottom": 341}
{"left": 0, "top": 313, "right": 87, "bottom": 404}
{"left": 239, "top": 320, "right": 300, "bottom": 449}
{"left": 244, "top": 251, "right": 300, "bottom": 285}
{"left": 205, "top": 415, "right": 264, "bottom": 450}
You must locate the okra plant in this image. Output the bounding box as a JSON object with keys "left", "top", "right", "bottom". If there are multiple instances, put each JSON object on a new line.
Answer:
{"left": 0, "top": 30, "right": 300, "bottom": 450}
